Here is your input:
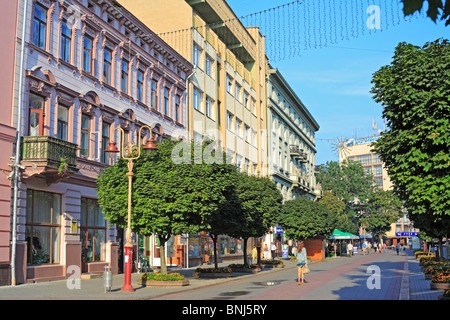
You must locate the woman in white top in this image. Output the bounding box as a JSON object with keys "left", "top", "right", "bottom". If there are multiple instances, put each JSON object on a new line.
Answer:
{"left": 296, "top": 241, "right": 307, "bottom": 285}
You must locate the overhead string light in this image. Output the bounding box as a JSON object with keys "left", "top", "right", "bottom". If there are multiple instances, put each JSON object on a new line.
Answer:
{"left": 154, "top": 0, "right": 423, "bottom": 63}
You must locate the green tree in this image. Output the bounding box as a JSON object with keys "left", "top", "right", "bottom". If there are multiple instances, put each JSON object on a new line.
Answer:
{"left": 318, "top": 190, "right": 357, "bottom": 234}
{"left": 402, "top": 0, "right": 450, "bottom": 25}
{"left": 370, "top": 39, "right": 450, "bottom": 240}
{"left": 278, "top": 198, "right": 337, "bottom": 241}
{"left": 231, "top": 173, "right": 283, "bottom": 266}
{"left": 97, "top": 139, "right": 238, "bottom": 274}
{"left": 361, "top": 189, "right": 403, "bottom": 241}
{"left": 316, "top": 160, "right": 375, "bottom": 223}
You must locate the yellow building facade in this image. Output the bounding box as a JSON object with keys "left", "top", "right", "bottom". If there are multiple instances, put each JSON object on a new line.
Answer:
{"left": 118, "top": 0, "right": 268, "bottom": 176}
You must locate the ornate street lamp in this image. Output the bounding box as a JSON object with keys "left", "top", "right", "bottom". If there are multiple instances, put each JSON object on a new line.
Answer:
{"left": 105, "top": 125, "right": 157, "bottom": 292}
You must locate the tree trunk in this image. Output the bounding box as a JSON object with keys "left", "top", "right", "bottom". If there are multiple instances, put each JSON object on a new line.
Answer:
{"left": 210, "top": 234, "right": 219, "bottom": 269}
{"left": 243, "top": 237, "right": 248, "bottom": 267}
{"left": 158, "top": 235, "right": 168, "bottom": 275}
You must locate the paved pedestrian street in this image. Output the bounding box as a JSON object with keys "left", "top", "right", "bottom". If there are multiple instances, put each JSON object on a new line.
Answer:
{"left": 0, "top": 249, "right": 444, "bottom": 303}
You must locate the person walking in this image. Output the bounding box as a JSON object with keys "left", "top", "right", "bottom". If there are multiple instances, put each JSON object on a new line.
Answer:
{"left": 383, "top": 243, "right": 386, "bottom": 253}
{"left": 296, "top": 241, "right": 308, "bottom": 285}
{"left": 362, "top": 241, "right": 367, "bottom": 255}
{"left": 252, "top": 246, "right": 257, "bottom": 264}
{"left": 270, "top": 242, "right": 277, "bottom": 260}
{"left": 396, "top": 243, "right": 400, "bottom": 255}
{"left": 347, "top": 242, "right": 353, "bottom": 257}
{"left": 263, "top": 244, "right": 269, "bottom": 259}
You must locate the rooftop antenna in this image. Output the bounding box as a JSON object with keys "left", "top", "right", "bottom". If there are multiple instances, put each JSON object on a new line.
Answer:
{"left": 372, "top": 118, "right": 377, "bottom": 136}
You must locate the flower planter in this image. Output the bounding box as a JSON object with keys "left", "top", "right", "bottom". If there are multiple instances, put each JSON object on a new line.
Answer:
{"left": 438, "top": 295, "right": 450, "bottom": 300}
{"left": 230, "top": 268, "right": 261, "bottom": 273}
{"left": 261, "top": 264, "right": 285, "bottom": 269}
{"left": 193, "top": 272, "right": 233, "bottom": 279}
{"left": 430, "top": 282, "right": 450, "bottom": 291}
{"left": 138, "top": 279, "right": 190, "bottom": 287}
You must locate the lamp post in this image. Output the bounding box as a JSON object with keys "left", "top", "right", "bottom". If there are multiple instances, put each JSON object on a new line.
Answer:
{"left": 105, "top": 125, "right": 157, "bottom": 292}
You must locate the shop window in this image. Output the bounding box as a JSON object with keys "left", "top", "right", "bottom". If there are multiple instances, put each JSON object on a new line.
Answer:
{"left": 25, "top": 190, "right": 61, "bottom": 265}
{"left": 80, "top": 198, "right": 106, "bottom": 263}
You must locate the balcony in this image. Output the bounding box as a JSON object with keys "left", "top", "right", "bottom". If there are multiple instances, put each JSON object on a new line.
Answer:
{"left": 21, "top": 136, "right": 78, "bottom": 184}
{"left": 290, "top": 145, "right": 307, "bottom": 163}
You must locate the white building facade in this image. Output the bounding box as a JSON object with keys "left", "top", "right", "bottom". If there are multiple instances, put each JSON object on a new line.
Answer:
{"left": 9, "top": 0, "right": 192, "bottom": 284}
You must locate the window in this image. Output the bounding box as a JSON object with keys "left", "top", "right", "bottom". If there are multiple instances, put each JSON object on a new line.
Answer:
{"left": 193, "top": 87, "right": 202, "bottom": 112}
{"left": 175, "top": 96, "right": 181, "bottom": 121}
{"left": 374, "top": 176, "right": 383, "bottom": 187}
{"left": 206, "top": 97, "right": 213, "bottom": 119}
{"left": 28, "top": 93, "right": 44, "bottom": 136}
{"left": 243, "top": 91, "right": 249, "bottom": 109}
{"left": 373, "top": 154, "right": 382, "bottom": 163}
{"left": 373, "top": 165, "right": 383, "bottom": 176}
{"left": 83, "top": 35, "right": 93, "bottom": 73}
{"left": 235, "top": 118, "right": 242, "bottom": 137}
{"left": 33, "top": 3, "right": 47, "bottom": 49}
{"left": 236, "top": 154, "right": 242, "bottom": 172}
{"left": 57, "top": 105, "right": 69, "bottom": 141}
{"left": 251, "top": 98, "right": 256, "bottom": 114}
{"left": 164, "top": 87, "right": 169, "bottom": 115}
{"left": 80, "top": 198, "right": 106, "bottom": 263}
{"left": 137, "top": 69, "right": 144, "bottom": 101}
{"left": 227, "top": 112, "right": 234, "bottom": 131}
{"left": 151, "top": 79, "right": 158, "bottom": 109}
{"left": 356, "top": 154, "right": 372, "bottom": 165}
{"left": 226, "top": 75, "right": 233, "bottom": 94}
{"left": 121, "top": 60, "right": 128, "bottom": 94}
{"left": 101, "top": 122, "right": 110, "bottom": 164}
{"left": 205, "top": 55, "right": 213, "bottom": 77}
{"left": 103, "top": 48, "right": 112, "bottom": 84}
{"left": 244, "top": 124, "right": 250, "bottom": 142}
{"left": 60, "top": 20, "right": 71, "bottom": 62}
{"left": 80, "top": 114, "right": 90, "bottom": 157}
{"left": 26, "top": 190, "right": 61, "bottom": 265}
{"left": 193, "top": 43, "right": 200, "bottom": 67}
{"left": 235, "top": 83, "right": 241, "bottom": 102}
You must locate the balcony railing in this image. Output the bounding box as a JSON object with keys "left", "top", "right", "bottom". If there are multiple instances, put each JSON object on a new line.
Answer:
{"left": 290, "top": 145, "right": 307, "bottom": 162}
{"left": 21, "top": 136, "right": 78, "bottom": 172}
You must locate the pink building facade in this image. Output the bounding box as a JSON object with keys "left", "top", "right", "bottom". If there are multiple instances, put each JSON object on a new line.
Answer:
{"left": 1, "top": 0, "right": 192, "bottom": 285}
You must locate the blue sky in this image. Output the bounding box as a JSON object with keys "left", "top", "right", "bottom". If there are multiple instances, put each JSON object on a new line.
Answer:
{"left": 226, "top": 0, "right": 448, "bottom": 165}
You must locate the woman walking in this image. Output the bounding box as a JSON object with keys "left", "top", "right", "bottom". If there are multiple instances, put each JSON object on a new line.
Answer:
{"left": 296, "top": 241, "right": 307, "bottom": 285}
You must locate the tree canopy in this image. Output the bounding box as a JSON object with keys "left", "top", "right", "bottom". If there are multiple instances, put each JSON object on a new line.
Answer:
{"left": 402, "top": 0, "right": 450, "bottom": 25}
{"left": 370, "top": 39, "right": 450, "bottom": 234}
{"left": 277, "top": 198, "right": 337, "bottom": 241}
{"left": 96, "top": 139, "right": 238, "bottom": 274}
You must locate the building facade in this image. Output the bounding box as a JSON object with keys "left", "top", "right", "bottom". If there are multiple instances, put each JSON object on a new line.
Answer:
{"left": 341, "top": 135, "right": 418, "bottom": 245}
{"left": 0, "top": 0, "right": 21, "bottom": 286}
{"left": 118, "top": 0, "right": 269, "bottom": 265}
{"left": 266, "top": 68, "right": 320, "bottom": 202}
{"left": 3, "top": 0, "right": 191, "bottom": 285}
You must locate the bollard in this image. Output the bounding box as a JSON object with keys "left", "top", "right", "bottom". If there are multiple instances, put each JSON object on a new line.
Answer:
{"left": 103, "top": 265, "right": 112, "bottom": 293}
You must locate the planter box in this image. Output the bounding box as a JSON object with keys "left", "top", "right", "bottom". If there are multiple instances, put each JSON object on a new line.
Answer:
{"left": 438, "top": 295, "right": 450, "bottom": 300}
{"left": 230, "top": 268, "right": 261, "bottom": 273}
{"left": 138, "top": 279, "right": 190, "bottom": 287}
{"left": 425, "top": 274, "right": 433, "bottom": 280}
{"left": 430, "top": 282, "right": 450, "bottom": 291}
{"left": 193, "top": 272, "right": 232, "bottom": 279}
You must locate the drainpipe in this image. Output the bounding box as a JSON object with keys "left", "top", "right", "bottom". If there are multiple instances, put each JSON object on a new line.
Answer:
{"left": 183, "top": 66, "right": 195, "bottom": 270}
{"left": 11, "top": 0, "right": 29, "bottom": 286}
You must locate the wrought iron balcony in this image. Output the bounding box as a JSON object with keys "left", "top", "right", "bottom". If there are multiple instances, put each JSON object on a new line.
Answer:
{"left": 21, "top": 136, "right": 78, "bottom": 183}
